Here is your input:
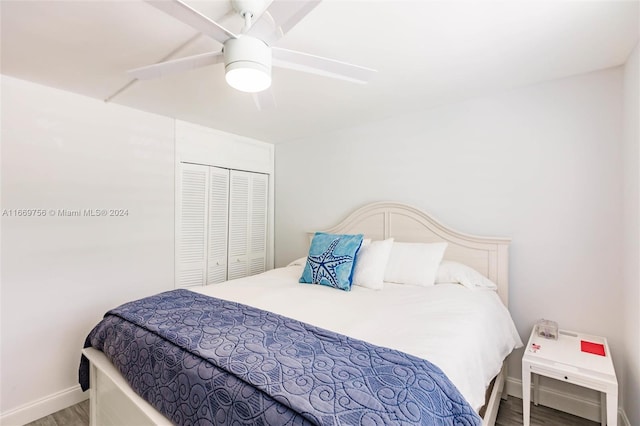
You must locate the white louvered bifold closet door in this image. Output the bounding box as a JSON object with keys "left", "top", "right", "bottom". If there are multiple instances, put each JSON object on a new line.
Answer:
{"left": 207, "top": 167, "right": 229, "bottom": 284}
{"left": 227, "top": 170, "right": 268, "bottom": 280}
{"left": 248, "top": 173, "right": 268, "bottom": 276}
{"left": 176, "top": 163, "right": 209, "bottom": 287}
{"left": 227, "top": 171, "right": 250, "bottom": 280}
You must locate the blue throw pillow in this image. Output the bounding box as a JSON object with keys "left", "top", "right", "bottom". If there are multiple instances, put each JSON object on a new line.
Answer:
{"left": 300, "top": 232, "right": 364, "bottom": 291}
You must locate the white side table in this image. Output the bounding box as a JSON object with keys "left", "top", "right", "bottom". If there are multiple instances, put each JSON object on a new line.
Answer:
{"left": 522, "top": 328, "right": 618, "bottom": 426}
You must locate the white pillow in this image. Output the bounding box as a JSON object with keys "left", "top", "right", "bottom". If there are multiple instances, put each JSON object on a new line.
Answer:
{"left": 287, "top": 256, "right": 307, "bottom": 267}
{"left": 435, "top": 260, "right": 497, "bottom": 290}
{"left": 352, "top": 238, "right": 394, "bottom": 290}
{"left": 383, "top": 242, "right": 448, "bottom": 286}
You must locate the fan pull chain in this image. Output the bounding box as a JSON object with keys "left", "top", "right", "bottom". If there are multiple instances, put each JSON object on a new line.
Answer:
{"left": 242, "top": 11, "right": 253, "bottom": 33}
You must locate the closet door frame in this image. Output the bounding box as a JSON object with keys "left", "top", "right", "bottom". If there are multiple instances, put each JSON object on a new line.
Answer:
{"left": 176, "top": 163, "right": 270, "bottom": 286}
{"left": 174, "top": 120, "right": 274, "bottom": 288}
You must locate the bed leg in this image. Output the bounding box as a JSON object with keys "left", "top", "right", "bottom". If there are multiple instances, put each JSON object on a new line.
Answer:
{"left": 482, "top": 362, "right": 508, "bottom": 426}
{"left": 89, "top": 361, "right": 97, "bottom": 426}
{"left": 500, "top": 364, "right": 508, "bottom": 401}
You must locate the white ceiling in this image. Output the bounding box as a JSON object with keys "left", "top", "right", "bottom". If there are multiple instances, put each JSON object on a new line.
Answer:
{"left": 2, "top": 1, "right": 638, "bottom": 143}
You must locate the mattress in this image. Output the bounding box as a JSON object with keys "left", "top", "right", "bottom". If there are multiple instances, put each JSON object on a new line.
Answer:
{"left": 82, "top": 289, "right": 482, "bottom": 424}
{"left": 191, "top": 263, "right": 523, "bottom": 411}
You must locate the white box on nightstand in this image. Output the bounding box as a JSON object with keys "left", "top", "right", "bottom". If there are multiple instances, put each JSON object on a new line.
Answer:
{"left": 522, "top": 328, "right": 618, "bottom": 426}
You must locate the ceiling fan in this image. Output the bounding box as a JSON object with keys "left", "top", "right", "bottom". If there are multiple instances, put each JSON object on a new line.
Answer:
{"left": 129, "top": 0, "right": 377, "bottom": 108}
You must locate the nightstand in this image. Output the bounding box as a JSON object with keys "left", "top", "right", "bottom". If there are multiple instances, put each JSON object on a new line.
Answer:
{"left": 522, "top": 328, "right": 618, "bottom": 426}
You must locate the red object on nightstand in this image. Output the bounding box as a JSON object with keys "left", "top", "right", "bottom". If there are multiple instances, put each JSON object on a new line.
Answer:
{"left": 581, "top": 340, "right": 605, "bottom": 356}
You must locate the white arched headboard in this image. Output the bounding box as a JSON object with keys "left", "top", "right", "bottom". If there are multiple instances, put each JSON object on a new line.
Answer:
{"left": 317, "top": 202, "right": 511, "bottom": 306}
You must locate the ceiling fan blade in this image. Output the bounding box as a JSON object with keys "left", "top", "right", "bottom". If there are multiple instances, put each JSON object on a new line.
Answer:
{"left": 252, "top": 88, "right": 277, "bottom": 111}
{"left": 246, "top": 0, "right": 321, "bottom": 45}
{"left": 272, "top": 47, "right": 376, "bottom": 84}
{"left": 145, "top": 0, "right": 236, "bottom": 44}
{"left": 129, "top": 51, "right": 224, "bottom": 80}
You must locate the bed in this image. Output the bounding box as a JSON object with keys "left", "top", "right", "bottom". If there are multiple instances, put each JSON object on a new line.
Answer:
{"left": 80, "top": 201, "right": 522, "bottom": 425}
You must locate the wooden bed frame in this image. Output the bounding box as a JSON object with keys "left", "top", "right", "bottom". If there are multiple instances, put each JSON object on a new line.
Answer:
{"left": 82, "top": 201, "right": 512, "bottom": 426}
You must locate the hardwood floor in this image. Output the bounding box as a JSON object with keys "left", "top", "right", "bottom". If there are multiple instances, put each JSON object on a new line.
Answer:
{"left": 24, "top": 400, "right": 89, "bottom": 426}
{"left": 496, "top": 396, "right": 599, "bottom": 426}
{"left": 25, "top": 396, "right": 598, "bottom": 426}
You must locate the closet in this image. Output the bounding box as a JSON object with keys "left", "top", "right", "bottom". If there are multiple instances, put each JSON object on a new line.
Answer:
{"left": 176, "top": 163, "right": 268, "bottom": 287}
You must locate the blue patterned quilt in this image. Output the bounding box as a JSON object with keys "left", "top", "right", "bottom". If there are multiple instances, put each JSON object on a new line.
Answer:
{"left": 79, "top": 289, "right": 481, "bottom": 425}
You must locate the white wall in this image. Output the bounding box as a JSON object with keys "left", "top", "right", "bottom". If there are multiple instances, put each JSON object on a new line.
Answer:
{"left": 0, "top": 75, "right": 277, "bottom": 425}
{"left": 0, "top": 76, "right": 176, "bottom": 423}
{"left": 622, "top": 41, "right": 639, "bottom": 426}
{"left": 275, "top": 68, "right": 625, "bottom": 418}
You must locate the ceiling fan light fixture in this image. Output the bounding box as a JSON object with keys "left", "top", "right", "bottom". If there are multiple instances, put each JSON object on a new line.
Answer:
{"left": 224, "top": 36, "right": 272, "bottom": 93}
{"left": 225, "top": 62, "right": 271, "bottom": 93}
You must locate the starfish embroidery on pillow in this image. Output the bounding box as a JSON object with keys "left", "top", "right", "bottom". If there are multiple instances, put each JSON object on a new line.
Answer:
{"left": 307, "top": 238, "right": 353, "bottom": 288}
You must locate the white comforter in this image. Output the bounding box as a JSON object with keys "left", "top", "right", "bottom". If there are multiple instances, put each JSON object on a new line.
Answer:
{"left": 192, "top": 264, "right": 523, "bottom": 411}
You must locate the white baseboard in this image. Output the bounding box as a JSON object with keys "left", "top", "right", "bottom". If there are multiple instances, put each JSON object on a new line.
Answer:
{"left": 506, "top": 377, "right": 630, "bottom": 426}
{"left": 619, "top": 409, "right": 632, "bottom": 426}
{"left": 0, "top": 385, "right": 88, "bottom": 426}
